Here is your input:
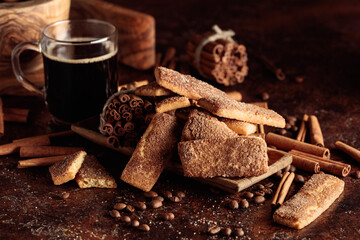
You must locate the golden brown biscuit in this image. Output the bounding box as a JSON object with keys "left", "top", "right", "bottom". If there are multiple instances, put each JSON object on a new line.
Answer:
{"left": 219, "top": 118, "right": 257, "bottom": 135}
{"left": 155, "top": 96, "right": 191, "bottom": 113}
{"left": 75, "top": 155, "right": 117, "bottom": 188}
{"left": 273, "top": 174, "right": 344, "bottom": 229}
{"left": 135, "top": 81, "right": 173, "bottom": 97}
{"left": 178, "top": 136, "right": 268, "bottom": 178}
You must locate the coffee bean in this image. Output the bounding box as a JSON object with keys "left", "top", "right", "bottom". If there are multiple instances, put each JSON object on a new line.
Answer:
{"left": 254, "top": 196, "right": 265, "bottom": 204}
{"left": 265, "top": 182, "right": 274, "bottom": 188}
{"left": 114, "top": 203, "right": 127, "bottom": 211}
{"left": 208, "top": 225, "right": 221, "bottom": 235}
{"left": 289, "top": 165, "right": 296, "bottom": 172}
{"left": 257, "top": 184, "right": 265, "bottom": 190}
{"left": 139, "top": 224, "right": 150, "bottom": 232}
{"left": 283, "top": 165, "right": 291, "bottom": 172}
{"left": 61, "top": 192, "right": 70, "bottom": 199}
{"left": 275, "top": 170, "right": 283, "bottom": 178}
{"left": 244, "top": 192, "right": 254, "bottom": 199}
{"left": 295, "top": 76, "right": 304, "bottom": 83}
{"left": 285, "top": 123, "right": 292, "bottom": 130}
{"left": 221, "top": 227, "right": 232, "bottom": 236}
{"left": 234, "top": 228, "right": 245, "bottom": 237}
{"left": 144, "top": 191, "right": 158, "bottom": 198}
{"left": 228, "top": 200, "right": 239, "bottom": 209}
{"left": 121, "top": 215, "right": 131, "bottom": 223}
{"left": 176, "top": 191, "right": 186, "bottom": 198}
{"left": 279, "top": 129, "right": 287, "bottom": 135}
{"left": 292, "top": 125, "right": 299, "bottom": 132}
{"left": 164, "top": 191, "right": 173, "bottom": 199}
{"left": 134, "top": 201, "right": 147, "bottom": 210}
{"left": 162, "top": 212, "right": 175, "bottom": 221}
{"left": 169, "top": 196, "right": 181, "bottom": 202}
{"left": 240, "top": 199, "right": 249, "bottom": 209}
{"left": 319, "top": 171, "right": 325, "bottom": 174}
{"left": 153, "top": 196, "right": 164, "bottom": 202}
{"left": 354, "top": 170, "right": 360, "bottom": 179}
{"left": 264, "top": 188, "right": 273, "bottom": 195}
{"left": 131, "top": 219, "right": 140, "bottom": 228}
{"left": 125, "top": 205, "right": 135, "bottom": 213}
{"left": 262, "top": 92, "right": 270, "bottom": 101}
{"left": 295, "top": 174, "right": 305, "bottom": 183}
{"left": 286, "top": 116, "right": 297, "bottom": 124}
{"left": 255, "top": 190, "right": 265, "bottom": 196}
{"left": 109, "top": 210, "right": 121, "bottom": 218}
{"left": 150, "top": 199, "right": 163, "bottom": 209}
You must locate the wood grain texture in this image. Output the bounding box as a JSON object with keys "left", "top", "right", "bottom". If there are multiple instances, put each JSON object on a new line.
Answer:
{"left": 71, "top": 0, "right": 155, "bottom": 70}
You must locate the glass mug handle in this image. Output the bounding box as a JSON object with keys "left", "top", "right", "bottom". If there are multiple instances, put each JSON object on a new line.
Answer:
{"left": 11, "top": 41, "right": 43, "bottom": 95}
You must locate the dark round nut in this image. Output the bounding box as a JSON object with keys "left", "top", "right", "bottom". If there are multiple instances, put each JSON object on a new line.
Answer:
{"left": 121, "top": 215, "right": 131, "bottom": 223}
{"left": 286, "top": 116, "right": 297, "bottom": 124}
{"left": 292, "top": 125, "right": 299, "bottom": 132}
{"left": 265, "top": 182, "right": 274, "bottom": 188}
{"left": 144, "top": 191, "right": 158, "bottom": 198}
{"left": 164, "top": 191, "right": 172, "bottom": 199}
{"left": 167, "top": 212, "right": 175, "bottom": 220}
{"left": 295, "top": 76, "right": 304, "bottom": 83}
{"left": 149, "top": 199, "right": 163, "bottom": 209}
{"left": 255, "top": 190, "right": 265, "bottom": 196}
{"left": 176, "top": 191, "right": 186, "bottom": 198}
{"left": 153, "top": 196, "right": 164, "bottom": 202}
{"left": 234, "top": 228, "right": 245, "bottom": 237}
{"left": 61, "top": 192, "right": 70, "bottom": 199}
{"left": 162, "top": 212, "right": 175, "bottom": 221}
{"left": 125, "top": 205, "right": 135, "bottom": 213}
{"left": 283, "top": 165, "right": 291, "bottom": 172}
{"left": 289, "top": 165, "right": 296, "bottom": 172}
{"left": 275, "top": 170, "right": 283, "bottom": 178}
{"left": 139, "top": 224, "right": 150, "bottom": 232}
{"left": 262, "top": 92, "right": 270, "bottom": 101}
{"left": 169, "top": 196, "right": 181, "bottom": 202}
{"left": 240, "top": 199, "right": 249, "bottom": 209}
{"left": 114, "top": 203, "right": 127, "bottom": 211}
{"left": 295, "top": 174, "right": 305, "bottom": 183}
{"left": 208, "top": 225, "right": 221, "bottom": 235}
{"left": 264, "top": 188, "right": 273, "bottom": 195}
{"left": 279, "top": 129, "right": 287, "bottom": 135}
{"left": 354, "top": 170, "right": 360, "bottom": 179}
{"left": 221, "top": 227, "right": 232, "bottom": 236}
{"left": 131, "top": 220, "right": 140, "bottom": 228}
{"left": 134, "top": 201, "right": 147, "bottom": 210}
{"left": 244, "top": 192, "right": 254, "bottom": 199}
{"left": 257, "top": 184, "right": 265, "bottom": 190}
{"left": 109, "top": 210, "right": 121, "bottom": 218}
{"left": 254, "top": 196, "right": 266, "bottom": 204}
{"left": 228, "top": 200, "right": 239, "bottom": 209}
{"left": 285, "top": 123, "right": 292, "bottom": 130}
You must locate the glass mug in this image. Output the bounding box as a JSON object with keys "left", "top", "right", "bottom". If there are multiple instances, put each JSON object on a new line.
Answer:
{"left": 12, "top": 19, "right": 118, "bottom": 124}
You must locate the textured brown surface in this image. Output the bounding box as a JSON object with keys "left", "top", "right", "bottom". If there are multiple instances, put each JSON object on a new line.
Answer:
{"left": 134, "top": 81, "right": 173, "bottom": 97}
{"left": 1, "top": 0, "right": 360, "bottom": 239}
{"left": 155, "top": 95, "right": 191, "bottom": 113}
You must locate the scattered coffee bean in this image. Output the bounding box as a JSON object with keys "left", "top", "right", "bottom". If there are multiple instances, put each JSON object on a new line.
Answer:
{"left": 257, "top": 184, "right": 265, "bottom": 190}
{"left": 275, "top": 170, "right": 283, "bottom": 178}
{"left": 264, "top": 188, "right": 273, "bottom": 195}
{"left": 153, "top": 196, "right": 164, "bottom": 202}
{"left": 255, "top": 190, "right": 265, "bottom": 196}
{"left": 319, "top": 171, "right": 325, "bottom": 174}
{"left": 289, "top": 165, "right": 296, "bottom": 172}
{"left": 131, "top": 219, "right": 140, "bottom": 228}
{"left": 61, "top": 192, "right": 70, "bottom": 199}
{"left": 254, "top": 196, "right": 265, "bottom": 204}
{"left": 208, "top": 225, "right": 221, "bottom": 235}
{"left": 234, "top": 228, "right": 245, "bottom": 237}
{"left": 162, "top": 212, "right": 175, "bottom": 221}
{"left": 221, "top": 227, "right": 232, "bottom": 236}
{"left": 354, "top": 170, "right": 360, "bottom": 179}
{"left": 144, "top": 191, "right": 158, "bottom": 198}
{"left": 265, "top": 182, "right": 274, "bottom": 188}
{"left": 139, "top": 224, "right": 150, "bottom": 232}
{"left": 295, "top": 76, "right": 304, "bottom": 83}
{"left": 286, "top": 116, "right": 297, "bottom": 124}
{"left": 295, "top": 174, "right": 305, "bottom": 183}
{"left": 150, "top": 199, "right": 163, "bottom": 209}
{"left": 240, "top": 199, "right": 249, "bottom": 209}
{"left": 176, "top": 191, "right": 186, "bottom": 198}
{"left": 285, "top": 123, "right": 292, "bottom": 130}
{"left": 283, "top": 165, "right": 291, "bottom": 172}
{"left": 121, "top": 215, "right": 131, "bottom": 223}
{"left": 244, "top": 192, "right": 254, "bottom": 199}
{"left": 262, "top": 92, "right": 270, "bottom": 101}
{"left": 292, "top": 125, "right": 299, "bottom": 132}
{"left": 126, "top": 205, "right": 135, "bottom": 213}
{"left": 109, "top": 210, "right": 121, "bottom": 218}
{"left": 114, "top": 203, "right": 127, "bottom": 211}
{"left": 134, "top": 201, "right": 147, "bottom": 210}
{"left": 169, "top": 196, "right": 181, "bottom": 203}
{"left": 228, "top": 200, "right": 239, "bottom": 209}
{"left": 279, "top": 129, "right": 287, "bottom": 135}
{"left": 164, "top": 191, "right": 173, "bottom": 199}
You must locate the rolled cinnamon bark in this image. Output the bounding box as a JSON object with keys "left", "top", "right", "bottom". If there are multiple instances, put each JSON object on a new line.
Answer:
{"left": 161, "top": 47, "right": 176, "bottom": 67}
{"left": 266, "top": 132, "right": 330, "bottom": 158}
{"left": 3, "top": 108, "right": 30, "bottom": 116}
{"left": 107, "top": 136, "right": 119, "bottom": 148}
{"left": 122, "top": 112, "right": 133, "bottom": 122}
{"left": 0, "top": 98, "right": 3, "bottom": 138}
{"left": 119, "top": 104, "right": 130, "bottom": 114}
{"left": 13, "top": 130, "right": 73, "bottom": 143}
{"left": 113, "top": 122, "right": 125, "bottom": 136}
{"left": 288, "top": 151, "right": 320, "bottom": 173}
{"left": 309, "top": 115, "right": 324, "bottom": 147}
{"left": 124, "top": 122, "right": 135, "bottom": 133}
{"left": 129, "top": 95, "right": 144, "bottom": 108}
{"left": 119, "top": 94, "right": 131, "bottom": 103}
{"left": 277, "top": 172, "right": 295, "bottom": 205}
{"left": 296, "top": 114, "right": 308, "bottom": 141}
{"left": 335, "top": 141, "right": 360, "bottom": 164}
{"left": 143, "top": 100, "right": 153, "bottom": 112}
{"left": 4, "top": 113, "right": 27, "bottom": 123}
{"left": 17, "top": 155, "right": 67, "bottom": 168}
{"left": 19, "top": 146, "right": 84, "bottom": 158}
{"left": 272, "top": 172, "right": 290, "bottom": 205}
{"left": 0, "top": 136, "right": 50, "bottom": 156}
{"left": 102, "top": 123, "right": 114, "bottom": 135}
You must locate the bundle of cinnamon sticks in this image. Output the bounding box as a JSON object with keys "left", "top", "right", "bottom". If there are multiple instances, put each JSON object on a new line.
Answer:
{"left": 186, "top": 31, "right": 248, "bottom": 86}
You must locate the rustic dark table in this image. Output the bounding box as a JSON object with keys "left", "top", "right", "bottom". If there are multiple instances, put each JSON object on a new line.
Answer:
{"left": 1, "top": 0, "right": 360, "bottom": 239}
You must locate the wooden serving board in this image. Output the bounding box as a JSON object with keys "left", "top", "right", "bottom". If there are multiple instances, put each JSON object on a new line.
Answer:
{"left": 71, "top": 116, "right": 292, "bottom": 193}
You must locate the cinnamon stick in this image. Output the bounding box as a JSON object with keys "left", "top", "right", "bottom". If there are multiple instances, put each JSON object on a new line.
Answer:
{"left": 0, "top": 136, "right": 50, "bottom": 156}
{"left": 107, "top": 136, "right": 120, "bottom": 148}
{"left": 119, "top": 94, "right": 131, "bottom": 103}
{"left": 155, "top": 52, "right": 162, "bottom": 68}
{"left": 113, "top": 122, "right": 125, "bottom": 136}
{"left": 168, "top": 57, "right": 178, "bottom": 70}
{"left": 13, "top": 130, "right": 73, "bottom": 143}
{"left": 119, "top": 104, "right": 130, "bottom": 113}
{"left": 124, "top": 122, "right": 135, "bottom": 132}
{"left": 102, "top": 123, "right": 114, "bottom": 135}
{"left": 277, "top": 172, "right": 295, "bottom": 205}
{"left": 259, "top": 54, "right": 286, "bottom": 81}
{"left": 17, "top": 155, "right": 67, "bottom": 168}
{"left": 0, "top": 98, "right": 4, "bottom": 138}
{"left": 161, "top": 47, "right": 176, "bottom": 67}
{"left": 287, "top": 152, "right": 320, "bottom": 173}
{"left": 3, "top": 113, "right": 27, "bottom": 123}
{"left": 144, "top": 100, "right": 153, "bottom": 112}
{"left": 272, "top": 171, "right": 290, "bottom": 205}
{"left": 19, "top": 146, "right": 84, "bottom": 158}
{"left": 122, "top": 112, "right": 133, "bottom": 122}
{"left": 3, "top": 108, "right": 30, "bottom": 116}
{"left": 309, "top": 115, "right": 324, "bottom": 147}
{"left": 296, "top": 114, "right": 309, "bottom": 141}
{"left": 290, "top": 150, "right": 351, "bottom": 177}
{"left": 335, "top": 141, "right": 360, "bottom": 164}
{"left": 265, "top": 132, "right": 330, "bottom": 158}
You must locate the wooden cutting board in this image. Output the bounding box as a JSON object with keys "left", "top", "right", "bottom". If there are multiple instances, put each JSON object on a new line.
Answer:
{"left": 71, "top": 116, "right": 292, "bottom": 193}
